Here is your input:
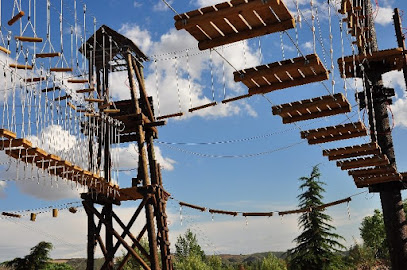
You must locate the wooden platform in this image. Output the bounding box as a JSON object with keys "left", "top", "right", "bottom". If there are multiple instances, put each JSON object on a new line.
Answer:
{"left": 272, "top": 93, "right": 351, "bottom": 124}
{"left": 234, "top": 54, "right": 329, "bottom": 95}
{"left": 348, "top": 165, "right": 397, "bottom": 177}
{"left": 354, "top": 173, "right": 403, "bottom": 188}
{"left": 117, "top": 187, "right": 143, "bottom": 201}
{"left": 336, "top": 154, "right": 390, "bottom": 170}
{"left": 323, "top": 142, "right": 381, "bottom": 161}
{"left": 174, "top": 0, "right": 295, "bottom": 50}
{"left": 300, "top": 122, "right": 367, "bottom": 145}
{"left": 338, "top": 48, "right": 405, "bottom": 78}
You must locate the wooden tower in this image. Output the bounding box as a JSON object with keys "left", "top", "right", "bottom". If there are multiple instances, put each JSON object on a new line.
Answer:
{"left": 80, "top": 25, "right": 172, "bottom": 270}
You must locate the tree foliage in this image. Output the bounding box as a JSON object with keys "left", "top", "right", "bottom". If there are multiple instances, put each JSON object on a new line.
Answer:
{"left": 175, "top": 229, "right": 205, "bottom": 262}
{"left": 2, "top": 241, "right": 53, "bottom": 270}
{"left": 360, "top": 209, "right": 388, "bottom": 260}
{"left": 286, "top": 165, "right": 345, "bottom": 270}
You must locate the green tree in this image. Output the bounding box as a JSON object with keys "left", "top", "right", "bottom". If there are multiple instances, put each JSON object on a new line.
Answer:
{"left": 174, "top": 254, "right": 210, "bottom": 270}
{"left": 175, "top": 229, "right": 205, "bottom": 262}
{"left": 260, "top": 253, "right": 287, "bottom": 270}
{"left": 286, "top": 165, "right": 345, "bottom": 270}
{"left": 43, "top": 263, "right": 74, "bottom": 270}
{"left": 116, "top": 238, "right": 152, "bottom": 270}
{"left": 360, "top": 209, "right": 388, "bottom": 260}
{"left": 2, "top": 241, "right": 53, "bottom": 270}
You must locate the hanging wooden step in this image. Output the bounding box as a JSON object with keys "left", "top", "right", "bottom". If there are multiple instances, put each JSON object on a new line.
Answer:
{"left": 104, "top": 109, "right": 121, "bottom": 114}
{"left": 222, "top": 94, "right": 252, "bottom": 104}
{"left": 301, "top": 121, "right": 367, "bottom": 145}
{"left": 189, "top": 102, "right": 217, "bottom": 112}
{"left": 354, "top": 173, "right": 403, "bottom": 188}
{"left": 50, "top": 67, "right": 73, "bottom": 72}
{"left": 336, "top": 154, "right": 390, "bottom": 170}
{"left": 76, "top": 88, "right": 94, "bottom": 93}
{"left": 35, "top": 52, "right": 61, "bottom": 58}
{"left": 68, "top": 79, "right": 88, "bottom": 83}
{"left": 55, "top": 95, "right": 71, "bottom": 101}
{"left": 85, "top": 98, "right": 104, "bottom": 103}
{"left": 25, "top": 77, "right": 46, "bottom": 83}
{"left": 9, "top": 63, "right": 33, "bottom": 70}
{"left": 234, "top": 54, "right": 329, "bottom": 95}
{"left": 8, "top": 11, "right": 25, "bottom": 26}
{"left": 0, "top": 46, "right": 11, "bottom": 55}
{"left": 322, "top": 142, "right": 381, "bottom": 161}
{"left": 348, "top": 165, "right": 397, "bottom": 177}
{"left": 338, "top": 48, "right": 405, "bottom": 78}
{"left": 174, "top": 0, "right": 295, "bottom": 50}
{"left": 156, "top": 112, "right": 184, "bottom": 120}
{"left": 41, "top": 86, "right": 60, "bottom": 92}
{"left": 2, "top": 138, "right": 33, "bottom": 151}
{"left": 272, "top": 93, "right": 351, "bottom": 124}
{"left": 67, "top": 102, "right": 76, "bottom": 110}
{"left": 15, "top": 36, "right": 43, "bottom": 43}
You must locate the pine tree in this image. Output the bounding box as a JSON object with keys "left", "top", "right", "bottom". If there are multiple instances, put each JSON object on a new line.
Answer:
{"left": 287, "top": 165, "right": 345, "bottom": 270}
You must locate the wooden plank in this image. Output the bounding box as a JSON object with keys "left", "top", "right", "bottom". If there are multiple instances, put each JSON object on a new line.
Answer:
{"left": 208, "top": 209, "right": 238, "bottom": 216}
{"left": 301, "top": 122, "right": 365, "bottom": 139}
{"left": 349, "top": 165, "right": 397, "bottom": 177}
{"left": 337, "top": 155, "right": 389, "bottom": 170}
{"left": 156, "top": 112, "right": 184, "bottom": 120}
{"left": 8, "top": 11, "right": 25, "bottom": 26}
{"left": 282, "top": 106, "right": 351, "bottom": 124}
{"left": 76, "top": 88, "right": 95, "bottom": 93}
{"left": 222, "top": 94, "right": 252, "bottom": 103}
{"left": 188, "top": 102, "right": 217, "bottom": 112}
{"left": 15, "top": 36, "right": 43, "bottom": 43}
{"left": 117, "top": 187, "right": 144, "bottom": 201}
{"left": 9, "top": 63, "right": 33, "bottom": 70}
{"left": 0, "top": 46, "right": 11, "bottom": 55}
{"left": 242, "top": 212, "right": 274, "bottom": 217}
{"left": 25, "top": 77, "right": 46, "bottom": 83}
{"left": 307, "top": 130, "right": 367, "bottom": 145}
{"left": 355, "top": 173, "right": 402, "bottom": 187}
{"left": 323, "top": 142, "right": 379, "bottom": 156}
{"left": 199, "top": 18, "right": 294, "bottom": 50}
{"left": 0, "top": 129, "right": 17, "bottom": 140}
{"left": 85, "top": 98, "right": 104, "bottom": 103}
{"left": 67, "top": 79, "right": 88, "bottom": 83}
{"left": 272, "top": 93, "right": 348, "bottom": 115}
{"left": 50, "top": 67, "right": 73, "bottom": 72}
{"left": 35, "top": 52, "right": 60, "bottom": 58}
{"left": 326, "top": 148, "right": 381, "bottom": 161}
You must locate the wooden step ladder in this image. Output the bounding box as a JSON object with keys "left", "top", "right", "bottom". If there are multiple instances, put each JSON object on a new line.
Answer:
{"left": 323, "top": 142, "right": 381, "bottom": 161}
{"left": 174, "top": 0, "right": 295, "bottom": 50}
{"left": 272, "top": 93, "right": 351, "bottom": 124}
{"left": 301, "top": 121, "right": 367, "bottom": 145}
{"left": 348, "top": 165, "right": 397, "bottom": 178}
{"left": 234, "top": 54, "right": 329, "bottom": 95}
{"left": 338, "top": 48, "right": 405, "bottom": 78}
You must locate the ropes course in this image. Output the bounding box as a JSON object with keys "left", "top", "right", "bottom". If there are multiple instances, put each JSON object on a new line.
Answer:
{"left": 1, "top": 0, "right": 407, "bottom": 269}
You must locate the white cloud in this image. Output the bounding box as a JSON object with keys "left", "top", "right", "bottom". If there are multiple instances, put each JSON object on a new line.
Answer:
{"left": 383, "top": 70, "right": 406, "bottom": 91}
{"left": 195, "top": 0, "right": 222, "bottom": 8}
{"left": 133, "top": 1, "right": 142, "bottom": 8}
{"left": 117, "top": 24, "right": 259, "bottom": 120}
{"left": 0, "top": 181, "right": 6, "bottom": 198}
{"left": 374, "top": 6, "right": 394, "bottom": 26}
{"left": 391, "top": 97, "right": 407, "bottom": 127}
{"left": 153, "top": 0, "right": 173, "bottom": 11}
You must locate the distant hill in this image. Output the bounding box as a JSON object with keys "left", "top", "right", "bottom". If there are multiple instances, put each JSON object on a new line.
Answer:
{"left": 218, "top": 251, "right": 285, "bottom": 266}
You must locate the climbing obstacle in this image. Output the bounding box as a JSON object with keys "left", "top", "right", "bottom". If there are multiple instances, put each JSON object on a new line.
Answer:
{"left": 234, "top": 54, "right": 329, "bottom": 95}
{"left": 300, "top": 122, "right": 367, "bottom": 145}
{"left": 272, "top": 93, "right": 351, "bottom": 124}
{"left": 354, "top": 173, "right": 403, "bottom": 188}
{"left": 0, "top": 128, "right": 119, "bottom": 198}
{"left": 322, "top": 142, "right": 381, "bottom": 161}
{"left": 174, "top": 0, "right": 295, "bottom": 50}
{"left": 338, "top": 48, "right": 405, "bottom": 78}
{"left": 348, "top": 165, "right": 397, "bottom": 178}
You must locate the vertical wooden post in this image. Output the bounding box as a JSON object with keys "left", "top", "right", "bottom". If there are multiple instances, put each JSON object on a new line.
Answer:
{"left": 126, "top": 52, "right": 160, "bottom": 270}
{"left": 361, "top": 1, "right": 407, "bottom": 268}
{"left": 393, "top": 8, "right": 407, "bottom": 91}
{"left": 85, "top": 200, "right": 96, "bottom": 270}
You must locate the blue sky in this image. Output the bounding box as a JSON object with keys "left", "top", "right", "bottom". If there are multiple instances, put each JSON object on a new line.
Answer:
{"left": 1, "top": 0, "right": 407, "bottom": 261}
